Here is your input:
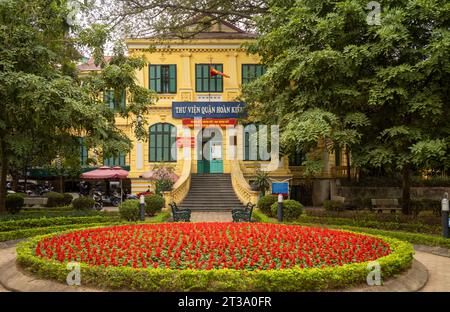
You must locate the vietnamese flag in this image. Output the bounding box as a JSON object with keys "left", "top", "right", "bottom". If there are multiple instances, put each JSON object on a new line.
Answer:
{"left": 210, "top": 66, "right": 230, "bottom": 78}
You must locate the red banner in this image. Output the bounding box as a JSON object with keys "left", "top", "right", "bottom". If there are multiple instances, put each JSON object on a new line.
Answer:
{"left": 176, "top": 136, "right": 195, "bottom": 148}
{"left": 182, "top": 118, "right": 237, "bottom": 128}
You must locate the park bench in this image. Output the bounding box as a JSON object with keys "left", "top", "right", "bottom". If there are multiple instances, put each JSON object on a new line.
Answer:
{"left": 232, "top": 202, "right": 255, "bottom": 222}
{"left": 169, "top": 202, "right": 191, "bottom": 222}
{"left": 23, "top": 197, "right": 48, "bottom": 207}
{"left": 371, "top": 198, "right": 400, "bottom": 214}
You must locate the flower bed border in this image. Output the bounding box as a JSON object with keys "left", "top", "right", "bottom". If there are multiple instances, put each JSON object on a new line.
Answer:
{"left": 16, "top": 224, "right": 414, "bottom": 291}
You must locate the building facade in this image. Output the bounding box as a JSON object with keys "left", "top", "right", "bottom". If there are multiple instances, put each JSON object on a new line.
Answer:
{"left": 79, "top": 21, "right": 350, "bottom": 206}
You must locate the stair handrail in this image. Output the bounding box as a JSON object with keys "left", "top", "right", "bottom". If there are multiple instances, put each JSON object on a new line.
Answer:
{"left": 230, "top": 159, "right": 259, "bottom": 206}
{"left": 162, "top": 158, "right": 191, "bottom": 209}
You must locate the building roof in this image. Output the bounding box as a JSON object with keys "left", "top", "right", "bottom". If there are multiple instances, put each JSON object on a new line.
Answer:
{"left": 134, "top": 17, "right": 257, "bottom": 40}
{"left": 77, "top": 56, "right": 112, "bottom": 72}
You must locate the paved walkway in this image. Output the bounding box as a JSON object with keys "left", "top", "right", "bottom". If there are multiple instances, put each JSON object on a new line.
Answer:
{"left": 190, "top": 211, "right": 232, "bottom": 222}
{"left": 415, "top": 251, "right": 450, "bottom": 292}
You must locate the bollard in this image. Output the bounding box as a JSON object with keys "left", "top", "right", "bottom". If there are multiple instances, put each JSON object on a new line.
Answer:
{"left": 277, "top": 193, "right": 283, "bottom": 222}
{"left": 140, "top": 195, "right": 145, "bottom": 221}
{"left": 442, "top": 193, "right": 449, "bottom": 239}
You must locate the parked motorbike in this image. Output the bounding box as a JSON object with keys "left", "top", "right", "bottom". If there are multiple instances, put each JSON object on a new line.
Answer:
{"left": 92, "top": 190, "right": 104, "bottom": 211}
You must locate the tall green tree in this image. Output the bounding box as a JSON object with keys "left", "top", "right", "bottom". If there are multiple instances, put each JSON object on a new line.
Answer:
{"left": 242, "top": 0, "right": 450, "bottom": 214}
{"left": 0, "top": 0, "right": 155, "bottom": 213}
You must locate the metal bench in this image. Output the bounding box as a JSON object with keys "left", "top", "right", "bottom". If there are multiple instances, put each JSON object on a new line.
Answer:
{"left": 23, "top": 197, "right": 48, "bottom": 207}
{"left": 371, "top": 198, "right": 400, "bottom": 213}
{"left": 169, "top": 202, "right": 191, "bottom": 222}
{"left": 232, "top": 202, "right": 255, "bottom": 222}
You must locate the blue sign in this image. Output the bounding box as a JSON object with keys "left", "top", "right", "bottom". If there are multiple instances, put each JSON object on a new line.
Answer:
{"left": 172, "top": 102, "right": 246, "bottom": 119}
{"left": 272, "top": 182, "right": 289, "bottom": 195}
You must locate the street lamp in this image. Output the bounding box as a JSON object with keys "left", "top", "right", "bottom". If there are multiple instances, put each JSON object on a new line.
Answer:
{"left": 277, "top": 193, "right": 283, "bottom": 222}
{"left": 140, "top": 195, "right": 145, "bottom": 221}
{"left": 442, "top": 192, "right": 449, "bottom": 239}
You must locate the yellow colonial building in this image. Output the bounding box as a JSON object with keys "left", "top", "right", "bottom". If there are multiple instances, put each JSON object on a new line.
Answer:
{"left": 78, "top": 20, "right": 350, "bottom": 208}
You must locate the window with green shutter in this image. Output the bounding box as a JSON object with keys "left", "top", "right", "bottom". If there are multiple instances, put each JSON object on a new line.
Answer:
{"left": 149, "top": 65, "right": 177, "bottom": 93}
{"left": 149, "top": 123, "right": 177, "bottom": 162}
{"left": 104, "top": 152, "right": 127, "bottom": 167}
{"left": 242, "top": 64, "right": 266, "bottom": 84}
{"left": 104, "top": 89, "right": 126, "bottom": 111}
{"left": 195, "top": 64, "right": 223, "bottom": 93}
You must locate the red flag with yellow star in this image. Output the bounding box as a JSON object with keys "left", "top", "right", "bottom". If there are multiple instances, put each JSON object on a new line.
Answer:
{"left": 210, "top": 66, "right": 230, "bottom": 78}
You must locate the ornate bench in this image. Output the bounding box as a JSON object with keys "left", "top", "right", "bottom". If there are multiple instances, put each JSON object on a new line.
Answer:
{"left": 371, "top": 198, "right": 400, "bottom": 214}
{"left": 169, "top": 202, "right": 191, "bottom": 222}
{"left": 232, "top": 202, "right": 255, "bottom": 222}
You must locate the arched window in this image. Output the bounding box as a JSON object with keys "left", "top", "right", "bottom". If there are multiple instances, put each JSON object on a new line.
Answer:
{"left": 149, "top": 123, "right": 177, "bottom": 162}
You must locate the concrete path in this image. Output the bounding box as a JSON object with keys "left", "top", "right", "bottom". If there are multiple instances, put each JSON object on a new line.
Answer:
{"left": 415, "top": 251, "right": 450, "bottom": 292}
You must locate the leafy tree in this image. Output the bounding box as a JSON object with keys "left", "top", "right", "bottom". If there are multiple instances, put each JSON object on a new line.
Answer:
{"left": 0, "top": 0, "right": 155, "bottom": 213}
{"left": 81, "top": 0, "right": 267, "bottom": 38}
{"left": 242, "top": 0, "right": 450, "bottom": 214}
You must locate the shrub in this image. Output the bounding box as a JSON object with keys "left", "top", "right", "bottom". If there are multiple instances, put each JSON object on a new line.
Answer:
{"left": 72, "top": 197, "right": 95, "bottom": 210}
{"left": 119, "top": 200, "right": 140, "bottom": 221}
{"left": 6, "top": 193, "right": 25, "bottom": 214}
{"left": 323, "top": 200, "right": 345, "bottom": 212}
{"left": 45, "top": 192, "right": 65, "bottom": 207}
{"left": 144, "top": 194, "right": 165, "bottom": 216}
{"left": 257, "top": 195, "right": 277, "bottom": 217}
{"left": 271, "top": 199, "right": 303, "bottom": 221}
{"left": 62, "top": 193, "right": 73, "bottom": 205}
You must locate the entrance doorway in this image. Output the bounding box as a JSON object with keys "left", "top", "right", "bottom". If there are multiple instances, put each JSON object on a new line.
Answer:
{"left": 197, "top": 127, "right": 223, "bottom": 174}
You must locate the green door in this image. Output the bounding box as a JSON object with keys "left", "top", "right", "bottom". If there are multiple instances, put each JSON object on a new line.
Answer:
{"left": 209, "top": 142, "right": 223, "bottom": 173}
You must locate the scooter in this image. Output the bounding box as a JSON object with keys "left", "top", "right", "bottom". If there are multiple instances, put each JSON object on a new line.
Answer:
{"left": 92, "top": 190, "right": 103, "bottom": 211}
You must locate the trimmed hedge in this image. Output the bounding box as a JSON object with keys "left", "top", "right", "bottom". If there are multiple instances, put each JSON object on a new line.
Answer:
{"left": 0, "top": 212, "right": 171, "bottom": 242}
{"left": 297, "top": 215, "right": 440, "bottom": 235}
{"left": 72, "top": 197, "right": 95, "bottom": 210}
{"left": 0, "top": 215, "right": 120, "bottom": 232}
{"left": 62, "top": 193, "right": 74, "bottom": 206}
{"left": 16, "top": 227, "right": 413, "bottom": 291}
{"left": 0, "top": 209, "right": 117, "bottom": 221}
{"left": 119, "top": 200, "right": 140, "bottom": 221}
{"left": 144, "top": 195, "right": 165, "bottom": 216}
{"left": 6, "top": 193, "right": 25, "bottom": 214}
{"left": 45, "top": 192, "right": 65, "bottom": 207}
{"left": 323, "top": 200, "right": 345, "bottom": 212}
{"left": 270, "top": 199, "right": 303, "bottom": 221}
{"left": 257, "top": 195, "right": 278, "bottom": 217}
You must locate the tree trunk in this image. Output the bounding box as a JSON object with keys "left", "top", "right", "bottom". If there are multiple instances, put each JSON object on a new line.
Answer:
{"left": 345, "top": 146, "right": 351, "bottom": 181}
{"left": 401, "top": 165, "right": 412, "bottom": 215}
{"left": 0, "top": 138, "right": 8, "bottom": 214}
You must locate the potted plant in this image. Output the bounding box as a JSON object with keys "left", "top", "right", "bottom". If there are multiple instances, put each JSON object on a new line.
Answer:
{"left": 254, "top": 168, "right": 271, "bottom": 197}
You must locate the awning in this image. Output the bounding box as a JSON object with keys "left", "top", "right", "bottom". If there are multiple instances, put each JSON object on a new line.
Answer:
{"left": 80, "top": 166, "right": 129, "bottom": 180}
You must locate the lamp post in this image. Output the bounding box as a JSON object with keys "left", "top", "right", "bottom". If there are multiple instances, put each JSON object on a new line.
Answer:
{"left": 277, "top": 193, "right": 283, "bottom": 222}
{"left": 140, "top": 195, "right": 145, "bottom": 221}
{"left": 442, "top": 192, "right": 449, "bottom": 239}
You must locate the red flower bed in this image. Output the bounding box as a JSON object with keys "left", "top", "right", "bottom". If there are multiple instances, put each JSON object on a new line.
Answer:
{"left": 34, "top": 223, "right": 391, "bottom": 270}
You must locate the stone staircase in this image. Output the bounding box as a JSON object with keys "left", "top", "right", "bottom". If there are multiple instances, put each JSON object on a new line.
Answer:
{"left": 179, "top": 174, "right": 245, "bottom": 211}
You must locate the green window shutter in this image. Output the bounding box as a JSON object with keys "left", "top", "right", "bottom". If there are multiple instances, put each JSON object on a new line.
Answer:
{"left": 169, "top": 65, "right": 176, "bottom": 93}
{"left": 155, "top": 66, "right": 161, "bottom": 93}
{"left": 149, "top": 65, "right": 156, "bottom": 91}
{"left": 242, "top": 65, "right": 248, "bottom": 84}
